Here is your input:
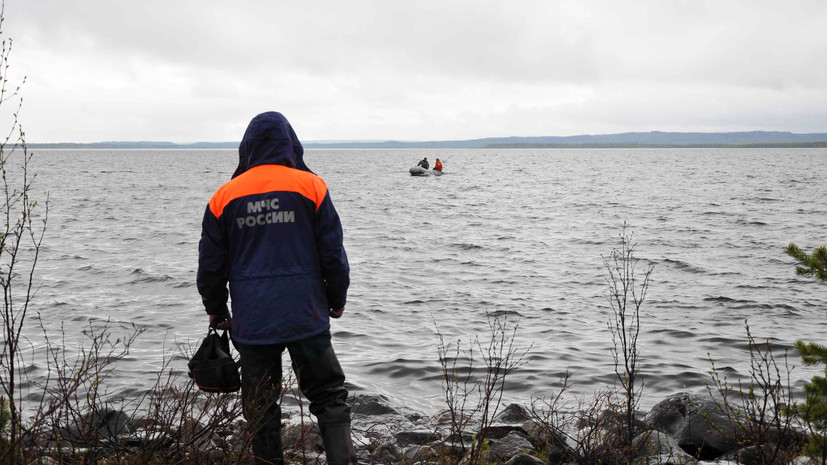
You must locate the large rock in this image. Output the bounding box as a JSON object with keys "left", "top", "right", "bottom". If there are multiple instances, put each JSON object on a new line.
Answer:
{"left": 434, "top": 409, "right": 474, "bottom": 426}
{"left": 282, "top": 422, "right": 324, "bottom": 452}
{"left": 479, "top": 423, "right": 525, "bottom": 440}
{"left": 350, "top": 394, "right": 399, "bottom": 416}
{"left": 521, "top": 419, "right": 567, "bottom": 446}
{"left": 632, "top": 430, "right": 697, "bottom": 464}
{"left": 645, "top": 392, "right": 737, "bottom": 459}
{"left": 493, "top": 403, "right": 533, "bottom": 424}
{"left": 58, "top": 407, "right": 135, "bottom": 445}
{"left": 488, "top": 431, "right": 534, "bottom": 461}
{"left": 521, "top": 419, "right": 570, "bottom": 461}
{"left": 394, "top": 429, "right": 440, "bottom": 445}
{"left": 445, "top": 430, "right": 475, "bottom": 446}
{"left": 597, "top": 406, "right": 648, "bottom": 436}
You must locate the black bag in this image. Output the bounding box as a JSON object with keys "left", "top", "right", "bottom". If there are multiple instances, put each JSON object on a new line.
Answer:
{"left": 188, "top": 326, "right": 241, "bottom": 393}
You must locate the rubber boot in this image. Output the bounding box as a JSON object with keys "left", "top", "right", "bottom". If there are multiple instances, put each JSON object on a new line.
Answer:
{"left": 319, "top": 421, "right": 357, "bottom": 465}
{"left": 251, "top": 415, "right": 284, "bottom": 465}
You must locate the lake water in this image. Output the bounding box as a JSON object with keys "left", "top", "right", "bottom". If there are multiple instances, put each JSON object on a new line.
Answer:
{"left": 17, "top": 147, "right": 827, "bottom": 414}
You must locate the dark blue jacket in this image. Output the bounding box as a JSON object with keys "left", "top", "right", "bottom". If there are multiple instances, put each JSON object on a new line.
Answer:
{"left": 197, "top": 112, "right": 349, "bottom": 344}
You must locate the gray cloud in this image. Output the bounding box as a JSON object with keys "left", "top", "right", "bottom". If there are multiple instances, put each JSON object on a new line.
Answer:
{"left": 4, "top": 0, "right": 827, "bottom": 142}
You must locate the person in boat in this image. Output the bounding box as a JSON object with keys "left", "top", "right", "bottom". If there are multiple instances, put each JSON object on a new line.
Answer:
{"left": 434, "top": 158, "right": 443, "bottom": 172}
{"left": 198, "top": 111, "right": 355, "bottom": 464}
{"left": 417, "top": 157, "right": 429, "bottom": 169}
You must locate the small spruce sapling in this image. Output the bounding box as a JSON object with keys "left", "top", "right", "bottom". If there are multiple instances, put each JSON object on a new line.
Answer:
{"left": 785, "top": 243, "right": 827, "bottom": 463}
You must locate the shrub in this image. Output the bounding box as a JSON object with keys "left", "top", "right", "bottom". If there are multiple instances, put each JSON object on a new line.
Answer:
{"left": 603, "top": 224, "right": 653, "bottom": 446}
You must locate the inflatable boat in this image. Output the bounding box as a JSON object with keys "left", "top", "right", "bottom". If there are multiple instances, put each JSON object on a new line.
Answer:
{"left": 409, "top": 166, "right": 444, "bottom": 176}
{"left": 409, "top": 166, "right": 431, "bottom": 176}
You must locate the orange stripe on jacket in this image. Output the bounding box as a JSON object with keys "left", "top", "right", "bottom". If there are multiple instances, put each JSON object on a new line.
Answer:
{"left": 208, "top": 164, "right": 328, "bottom": 218}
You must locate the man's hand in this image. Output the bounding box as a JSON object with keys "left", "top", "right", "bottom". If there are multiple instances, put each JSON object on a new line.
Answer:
{"left": 209, "top": 314, "right": 232, "bottom": 330}
{"left": 329, "top": 306, "right": 345, "bottom": 319}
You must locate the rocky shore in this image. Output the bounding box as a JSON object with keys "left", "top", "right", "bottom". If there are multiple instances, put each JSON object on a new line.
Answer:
{"left": 341, "top": 392, "right": 810, "bottom": 464}
{"left": 26, "top": 391, "right": 816, "bottom": 464}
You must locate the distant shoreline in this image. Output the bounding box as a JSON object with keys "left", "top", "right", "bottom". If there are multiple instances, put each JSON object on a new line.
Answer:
{"left": 485, "top": 142, "right": 827, "bottom": 148}
{"left": 28, "top": 142, "right": 827, "bottom": 150}
{"left": 26, "top": 130, "right": 827, "bottom": 150}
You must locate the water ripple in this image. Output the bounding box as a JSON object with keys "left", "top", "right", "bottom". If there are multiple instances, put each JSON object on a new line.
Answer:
{"left": 19, "top": 147, "right": 827, "bottom": 413}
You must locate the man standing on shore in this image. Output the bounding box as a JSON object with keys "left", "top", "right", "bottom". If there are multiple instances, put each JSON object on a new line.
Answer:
{"left": 197, "top": 111, "right": 355, "bottom": 464}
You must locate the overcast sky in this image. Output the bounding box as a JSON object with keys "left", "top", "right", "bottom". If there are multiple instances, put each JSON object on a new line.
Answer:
{"left": 4, "top": 0, "right": 827, "bottom": 143}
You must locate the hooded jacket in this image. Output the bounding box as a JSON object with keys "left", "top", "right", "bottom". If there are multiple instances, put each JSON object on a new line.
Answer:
{"left": 197, "top": 112, "right": 349, "bottom": 344}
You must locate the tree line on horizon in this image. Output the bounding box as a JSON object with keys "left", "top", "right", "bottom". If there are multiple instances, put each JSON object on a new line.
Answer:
{"left": 27, "top": 130, "right": 827, "bottom": 150}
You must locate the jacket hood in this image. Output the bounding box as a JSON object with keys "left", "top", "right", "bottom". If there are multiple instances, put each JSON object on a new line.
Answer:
{"left": 232, "top": 112, "right": 312, "bottom": 179}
